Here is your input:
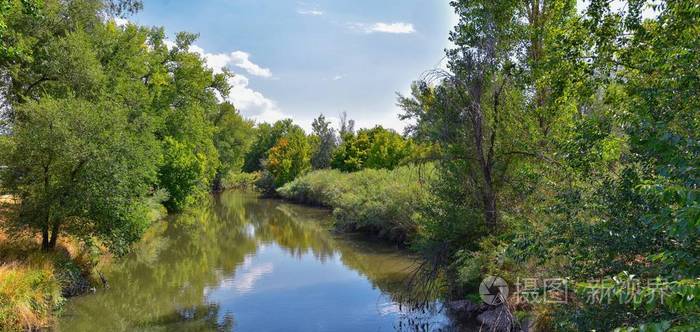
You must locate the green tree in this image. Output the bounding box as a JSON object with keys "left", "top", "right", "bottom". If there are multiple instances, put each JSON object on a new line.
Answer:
{"left": 243, "top": 119, "right": 297, "bottom": 172}
{"left": 0, "top": 97, "right": 159, "bottom": 252}
{"left": 210, "top": 102, "right": 255, "bottom": 190}
{"left": 265, "top": 126, "right": 311, "bottom": 188}
{"left": 331, "top": 126, "right": 412, "bottom": 172}
{"left": 0, "top": 0, "right": 41, "bottom": 64}
{"left": 310, "top": 114, "right": 337, "bottom": 169}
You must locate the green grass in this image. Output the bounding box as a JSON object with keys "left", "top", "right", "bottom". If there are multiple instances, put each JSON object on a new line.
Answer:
{"left": 0, "top": 237, "right": 65, "bottom": 332}
{"left": 0, "top": 230, "right": 105, "bottom": 331}
{"left": 0, "top": 263, "right": 63, "bottom": 331}
{"left": 278, "top": 164, "right": 435, "bottom": 244}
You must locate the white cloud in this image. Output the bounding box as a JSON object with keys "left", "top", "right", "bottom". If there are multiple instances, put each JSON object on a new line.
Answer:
{"left": 169, "top": 42, "right": 289, "bottom": 125}
{"left": 350, "top": 22, "right": 416, "bottom": 34}
{"left": 229, "top": 51, "right": 273, "bottom": 78}
{"left": 227, "top": 74, "right": 285, "bottom": 123}
{"left": 221, "top": 262, "right": 274, "bottom": 294}
{"left": 113, "top": 17, "right": 129, "bottom": 27}
{"left": 332, "top": 75, "right": 344, "bottom": 81}
{"left": 187, "top": 46, "right": 272, "bottom": 78}
{"left": 371, "top": 22, "right": 416, "bottom": 34}
{"left": 297, "top": 9, "right": 324, "bottom": 16}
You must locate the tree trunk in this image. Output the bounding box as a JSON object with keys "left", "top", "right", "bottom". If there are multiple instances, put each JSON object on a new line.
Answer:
{"left": 41, "top": 224, "right": 51, "bottom": 251}
{"left": 482, "top": 189, "right": 498, "bottom": 230}
{"left": 48, "top": 222, "right": 60, "bottom": 249}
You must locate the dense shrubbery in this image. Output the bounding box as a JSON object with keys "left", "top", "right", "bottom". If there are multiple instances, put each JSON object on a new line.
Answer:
{"left": 278, "top": 164, "right": 434, "bottom": 244}
{"left": 393, "top": 0, "right": 700, "bottom": 330}
{"left": 331, "top": 126, "right": 414, "bottom": 172}
{"left": 1, "top": 0, "right": 697, "bottom": 330}
{"left": 243, "top": 115, "right": 417, "bottom": 194}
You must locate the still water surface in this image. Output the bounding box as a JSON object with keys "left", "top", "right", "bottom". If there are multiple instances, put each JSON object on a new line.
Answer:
{"left": 59, "top": 191, "right": 454, "bottom": 331}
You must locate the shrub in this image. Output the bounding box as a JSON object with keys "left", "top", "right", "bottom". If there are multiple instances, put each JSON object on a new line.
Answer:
{"left": 278, "top": 164, "right": 435, "bottom": 244}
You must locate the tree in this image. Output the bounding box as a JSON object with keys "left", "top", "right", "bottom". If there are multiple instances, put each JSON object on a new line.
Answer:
{"left": 310, "top": 114, "right": 337, "bottom": 169}
{"left": 210, "top": 102, "right": 255, "bottom": 190}
{"left": 0, "top": 97, "right": 159, "bottom": 252}
{"left": 243, "top": 119, "right": 297, "bottom": 172}
{"left": 0, "top": 0, "right": 41, "bottom": 64}
{"left": 338, "top": 111, "right": 355, "bottom": 143}
{"left": 331, "top": 126, "right": 412, "bottom": 172}
{"left": 265, "top": 126, "right": 311, "bottom": 188}
{"left": 0, "top": 0, "right": 247, "bottom": 245}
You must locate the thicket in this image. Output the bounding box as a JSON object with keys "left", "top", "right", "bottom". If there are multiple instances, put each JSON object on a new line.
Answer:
{"left": 394, "top": 0, "right": 699, "bottom": 330}
{"left": 278, "top": 165, "right": 434, "bottom": 244}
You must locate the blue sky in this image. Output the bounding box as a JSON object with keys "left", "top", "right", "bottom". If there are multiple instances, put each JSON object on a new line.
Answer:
{"left": 128, "top": 0, "right": 457, "bottom": 132}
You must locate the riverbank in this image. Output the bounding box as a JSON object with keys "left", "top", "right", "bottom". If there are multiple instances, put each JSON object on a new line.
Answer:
{"left": 0, "top": 228, "right": 106, "bottom": 331}
{"left": 276, "top": 165, "right": 435, "bottom": 245}
{"left": 0, "top": 194, "right": 159, "bottom": 331}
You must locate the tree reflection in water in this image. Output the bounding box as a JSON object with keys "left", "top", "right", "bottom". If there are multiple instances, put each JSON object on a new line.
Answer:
{"left": 59, "top": 191, "right": 454, "bottom": 331}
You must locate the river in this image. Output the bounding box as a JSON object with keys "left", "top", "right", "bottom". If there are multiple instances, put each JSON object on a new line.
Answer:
{"left": 58, "top": 191, "right": 457, "bottom": 331}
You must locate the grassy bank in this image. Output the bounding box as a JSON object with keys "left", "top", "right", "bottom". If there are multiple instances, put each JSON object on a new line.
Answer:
{"left": 277, "top": 164, "right": 435, "bottom": 244}
{"left": 0, "top": 194, "right": 165, "bottom": 331}
{"left": 0, "top": 230, "right": 102, "bottom": 331}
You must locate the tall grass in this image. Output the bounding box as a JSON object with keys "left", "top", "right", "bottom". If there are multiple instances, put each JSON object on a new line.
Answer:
{"left": 0, "top": 261, "right": 63, "bottom": 331}
{"left": 0, "top": 233, "right": 99, "bottom": 331}
{"left": 278, "top": 164, "right": 435, "bottom": 244}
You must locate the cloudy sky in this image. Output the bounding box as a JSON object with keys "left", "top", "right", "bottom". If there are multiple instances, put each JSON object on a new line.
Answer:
{"left": 130, "top": 0, "right": 458, "bottom": 132}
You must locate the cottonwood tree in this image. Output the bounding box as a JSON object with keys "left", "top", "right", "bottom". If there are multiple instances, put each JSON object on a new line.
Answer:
{"left": 1, "top": 97, "right": 159, "bottom": 252}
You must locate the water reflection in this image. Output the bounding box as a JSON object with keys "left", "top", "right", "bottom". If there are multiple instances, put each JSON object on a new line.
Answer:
{"left": 59, "top": 191, "right": 454, "bottom": 331}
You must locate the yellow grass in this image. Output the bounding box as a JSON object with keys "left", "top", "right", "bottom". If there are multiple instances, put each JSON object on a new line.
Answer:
{"left": 0, "top": 214, "right": 101, "bottom": 331}
{"left": 0, "top": 260, "right": 62, "bottom": 331}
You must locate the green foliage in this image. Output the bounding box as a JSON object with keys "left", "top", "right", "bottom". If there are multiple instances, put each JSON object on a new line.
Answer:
{"left": 159, "top": 137, "right": 210, "bottom": 212}
{"left": 0, "top": 0, "right": 249, "bottom": 253}
{"left": 331, "top": 126, "right": 413, "bottom": 172}
{"left": 0, "top": 0, "right": 41, "bottom": 63}
{"left": 310, "top": 114, "right": 337, "bottom": 170}
{"left": 1, "top": 97, "right": 159, "bottom": 251}
{"left": 221, "top": 171, "right": 259, "bottom": 191}
{"left": 243, "top": 119, "right": 298, "bottom": 172}
{"left": 397, "top": 1, "right": 698, "bottom": 330}
{"left": 265, "top": 126, "right": 311, "bottom": 188}
{"left": 210, "top": 102, "right": 255, "bottom": 190}
{"left": 278, "top": 164, "right": 435, "bottom": 244}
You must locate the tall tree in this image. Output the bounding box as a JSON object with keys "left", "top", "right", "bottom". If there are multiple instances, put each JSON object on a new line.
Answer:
{"left": 331, "top": 126, "right": 412, "bottom": 172}
{"left": 338, "top": 111, "right": 355, "bottom": 142}
{"left": 210, "top": 102, "right": 255, "bottom": 190}
{"left": 243, "top": 119, "right": 297, "bottom": 172}
{"left": 310, "top": 114, "right": 337, "bottom": 169}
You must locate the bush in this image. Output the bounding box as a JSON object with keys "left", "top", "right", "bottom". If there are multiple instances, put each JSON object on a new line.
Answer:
{"left": 278, "top": 164, "right": 435, "bottom": 244}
